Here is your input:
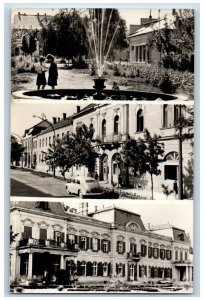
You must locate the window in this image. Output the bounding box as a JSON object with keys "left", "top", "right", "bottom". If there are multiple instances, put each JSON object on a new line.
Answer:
{"left": 45, "top": 137, "right": 47, "bottom": 146}
{"left": 92, "top": 238, "right": 98, "bottom": 251}
{"left": 68, "top": 234, "right": 75, "bottom": 245}
{"left": 102, "top": 240, "right": 108, "bottom": 253}
{"left": 129, "top": 264, "right": 134, "bottom": 279}
{"left": 160, "top": 249, "right": 165, "bottom": 260}
{"left": 49, "top": 137, "right": 51, "bottom": 145}
{"left": 62, "top": 133, "right": 64, "bottom": 139}
{"left": 117, "top": 241, "right": 125, "bottom": 254}
{"left": 166, "top": 250, "right": 172, "bottom": 260}
{"left": 175, "top": 250, "right": 178, "bottom": 260}
{"left": 114, "top": 115, "right": 119, "bottom": 135}
{"left": 103, "top": 263, "right": 108, "bottom": 277}
{"left": 92, "top": 262, "right": 97, "bottom": 276}
{"left": 174, "top": 105, "right": 180, "bottom": 122}
{"left": 148, "top": 247, "right": 153, "bottom": 258}
{"left": 141, "top": 245, "right": 147, "bottom": 257}
{"left": 130, "top": 243, "right": 137, "bottom": 254}
{"left": 131, "top": 45, "right": 134, "bottom": 51}
{"left": 24, "top": 226, "right": 32, "bottom": 239}
{"left": 81, "top": 261, "right": 86, "bottom": 276}
{"left": 163, "top": 105, "right": 175, "bottom": 128}
{"left": 153, "top": 248, "right": 159, "bottom": 259}
{"left": 137, "top": 109, "right": 144, "bottom": 132}
{"left": 102, "top": 119, "right": 106, "bottom": 137}
{"left": 185, "top": 251, "right": 188, "bottom": 261}
{"left": 57, "top": 134, "right": 59, "bottom": 139}
{"left": 180, "top": 251, "right": 183, "bottom": 261}
{"left": 39, "top": 228, "right": 47, "bottom": 240}
{"left": 178, "top": 233, "right": 184, "bottom": 241}
{"left": 117, "top": 263, "right": 123, "bottom": 276}
{"left": 80, "top": 236, "right": 87, "bottom": 250}
{"left": 164, "top": 165, "right": 178, "bottom": 180}
{"left": 39, "top": 139, "right": 41, "bottom": 147}
{"left": 42, "top": 139, "right": 44, "bottom": 147}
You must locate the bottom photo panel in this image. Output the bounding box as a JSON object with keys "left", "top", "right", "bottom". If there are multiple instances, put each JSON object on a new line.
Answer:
{"left": 10, "top": 199, "right": 193, "bottom": 294}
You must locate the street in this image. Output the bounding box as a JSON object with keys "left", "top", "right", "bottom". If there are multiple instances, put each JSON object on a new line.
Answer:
{"left": 10, "top": 169, "right": 75, "bottom": 198}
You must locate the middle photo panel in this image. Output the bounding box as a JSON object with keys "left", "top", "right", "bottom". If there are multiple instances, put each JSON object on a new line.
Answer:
{"left": 11, "top": 102, "right": 194, "bottom": 200}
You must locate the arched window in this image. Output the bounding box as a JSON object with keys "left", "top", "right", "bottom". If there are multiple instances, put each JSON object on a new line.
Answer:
{"left": 164, "top": 151, "right": 179, "bottom": 180}
{"left": 137, "top": 109, "right": 144, "bottom": 132}
{"left": 102, "top": 119, "right": 106, "bottom": 137}
{"left": 92, "top": 262, "right": 97, "bottom": 276}
{"left": 81, "top": 261, "right": 86, "bottom": 276}
{"left": 103, "top": 263, "right": 108, "bottom": 277}
{"left": 114, "top": 115, "right": 119, "bottom": 135}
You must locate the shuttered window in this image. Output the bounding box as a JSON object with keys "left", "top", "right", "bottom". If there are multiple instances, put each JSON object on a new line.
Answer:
{"left": 24, "top": 226, "right": 32, "bottom": 239}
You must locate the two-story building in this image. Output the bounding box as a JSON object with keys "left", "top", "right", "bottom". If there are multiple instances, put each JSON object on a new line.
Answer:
{"left": 20, "top": 103, "right": 193, "bottom": 198}
{"left": 10, "top": 201, "right": 193, "bottom": 286}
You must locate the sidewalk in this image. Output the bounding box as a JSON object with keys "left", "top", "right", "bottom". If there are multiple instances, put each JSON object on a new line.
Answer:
{"left": 99, "top": 181, "right": 179, "bottom": 200}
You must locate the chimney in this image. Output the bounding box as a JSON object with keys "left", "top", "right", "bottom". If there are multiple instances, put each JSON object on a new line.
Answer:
{"left": 77, "top": 106, "right": 80, "bottom": 113}
{"left": 63, "top": 113, "right": 67, "bottom": 120}
{"left": 64, "top": 205, "right": 70, "bottom": 212}
{"left": 172, "top": 9, "right": 177, "bottom": 16}
{"left": 52, "top": 117, "right": 57, "bottom": 124}
{"left": 57, "top": 117, "right": 60, "bottom": 122}
{"left": 149, "top": 9, "right": 152, "bottom": 20}
{"left": 95, "top": 205, "right": 98, "bottom": 212}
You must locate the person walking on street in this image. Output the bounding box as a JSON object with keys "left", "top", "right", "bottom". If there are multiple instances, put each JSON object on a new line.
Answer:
{"left": 36, "top": 56, "right": 47, "bottom": 90}
{"left": 46, "top": 54, "right": 58, "bottom": 89}
{"left": 173, "top": 180, "right": 178, "bottom": 199}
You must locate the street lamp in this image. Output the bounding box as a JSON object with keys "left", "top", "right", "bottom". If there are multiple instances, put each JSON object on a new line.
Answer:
{"left": 11, "top": 132, "right": 24, "bottom": 168}
{"left": 33, "top": 114, "right": 56, "bottom": 178}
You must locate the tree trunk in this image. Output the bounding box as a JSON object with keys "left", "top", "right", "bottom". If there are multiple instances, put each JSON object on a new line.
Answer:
{"left": 150, "top": 173, "right": 154, "bottom": 200}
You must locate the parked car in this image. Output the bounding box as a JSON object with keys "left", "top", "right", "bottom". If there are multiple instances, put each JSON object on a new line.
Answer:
{"left": 65, "top": 176, "right": 104, "bottom": 198}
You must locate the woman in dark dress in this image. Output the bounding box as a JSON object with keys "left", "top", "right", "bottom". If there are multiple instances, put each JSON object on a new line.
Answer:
{"left": 46, "top": 54, "right": 58, "bottom": 89}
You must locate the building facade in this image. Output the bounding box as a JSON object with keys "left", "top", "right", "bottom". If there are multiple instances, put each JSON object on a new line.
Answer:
{"left": 10, "top": 201, "right": 193, "bottom": 285}
{"left": 128, "top": 12, "right": 176, "bottom": 64}
{"left": 20, "top": 103, "right": 193, "bottom": 198}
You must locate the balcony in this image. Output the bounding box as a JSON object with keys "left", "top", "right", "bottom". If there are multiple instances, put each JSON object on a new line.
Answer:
{"left": 172, "top": 259, "right": 192, "bottom": 265}
{"left": 18, "top": 238, "right": 79, "bottom": 252}
{"left": 127, "top": 252, "right": 141, "bottom": 261}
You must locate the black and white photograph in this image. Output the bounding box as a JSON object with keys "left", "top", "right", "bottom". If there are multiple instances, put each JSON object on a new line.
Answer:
{"left": 11, "top": 102, "right": 194, "bottom": 200}
{"left": 10, "top": 199, "right": 193, "bottom": 294}
{"left": 8, "top": 5, "right": 196, "bottom": 296}
{"left": 11, "top": 8, "right": 194, "bottom": 101}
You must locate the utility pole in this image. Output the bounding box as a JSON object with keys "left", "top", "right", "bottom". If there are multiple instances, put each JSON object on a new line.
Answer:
{"left": 178, "top": 105, "right": 183, "bottom": 199}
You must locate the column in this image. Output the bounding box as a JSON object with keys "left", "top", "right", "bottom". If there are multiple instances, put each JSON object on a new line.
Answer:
{"left": 28, "top": 252, "right": 33, "bottom": 280}
{"left": 186, "top": 266, "right": 189, "bottom": 281}
{"left": 60, "top": 255, "right": 65, "bottom": 270}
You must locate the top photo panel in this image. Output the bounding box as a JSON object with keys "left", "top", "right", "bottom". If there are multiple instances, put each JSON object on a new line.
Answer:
{"left": 11, "top": 8, "right": 194, "bottom": 102}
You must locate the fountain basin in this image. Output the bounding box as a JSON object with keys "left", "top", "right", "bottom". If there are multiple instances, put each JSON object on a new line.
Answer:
{"left": 12, "top": 88, "right": 188, "bottom": 102}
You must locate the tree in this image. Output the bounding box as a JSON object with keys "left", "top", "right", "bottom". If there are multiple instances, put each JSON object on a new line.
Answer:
{"left": 120, "top": 138, "right": 147, "bottom": 186}
{"left": 10, "top": 136, "right": 24, "bottom": 166}
{"left": 144, "top": 129, "right": 165, "bottom": 200}
{"left": 45, "top": 123, "right": 98, "bottom": 177}
{"left": 150, "top": 9, "right": 194, "bottom": 71}
{"left": 42, "top": 9, "right": 89, "bottom": 62}
{"left": 21, "top": 31, "right": 37, "bottom": 56}
{"left": 10, "top": 229, "right": 18, "bottom": 245}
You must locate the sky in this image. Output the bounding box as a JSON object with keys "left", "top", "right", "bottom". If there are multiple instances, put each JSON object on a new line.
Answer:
{"left": 11, "top": 8, "right": 172, "bottom": 29}
{"left": 11, "top": 102, "right": 87, "bottom": 138}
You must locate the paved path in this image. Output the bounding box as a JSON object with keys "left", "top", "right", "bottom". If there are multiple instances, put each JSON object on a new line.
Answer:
{"left": 10, "top": 169, "right": 73, "bottom": 198}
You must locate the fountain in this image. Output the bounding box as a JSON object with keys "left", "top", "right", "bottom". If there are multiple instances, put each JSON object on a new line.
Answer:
{"left": 12, "top": 9, "right": 187, "bottom": 102}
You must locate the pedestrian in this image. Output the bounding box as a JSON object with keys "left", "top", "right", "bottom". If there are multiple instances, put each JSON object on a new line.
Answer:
{"left": 46, "top": 54, "right": 58, "bottom": 89}
{"left": 95, "top": 172, "right": 99, "bottom": 181}
{"left": 173, "top": 180, "right": 178, "bottom": 198}
{"left": 36, "top": 56, "right": 47, "bottom": 90}
{"left": 118, "top": 174, "right": 122, "bottom": 189}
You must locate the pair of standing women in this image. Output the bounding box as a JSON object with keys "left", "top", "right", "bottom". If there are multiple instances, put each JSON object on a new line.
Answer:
{"left": 36, "top": 54, "right": 58, "bottom": 90}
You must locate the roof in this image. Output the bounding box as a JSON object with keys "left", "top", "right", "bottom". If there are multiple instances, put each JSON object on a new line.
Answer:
{"left": 13, "top": 13, "right": 52, "bottom": 30}
{"left": 128, "top": 14, "right": 176, "bottom": 38}
{"left": 23, "top": 120, "right": 50, "bottom": 137}
{"left": 88, "top": 205, "right": 146, "bottom": 231}
{"left": 11, "top": 201, "right": 67, "bottom": 217}
{"left": 37, "top": 117, "right": 73, "bottom": 136}
{"left": 151, "top": 223, "right": 191, "bottom": 244}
